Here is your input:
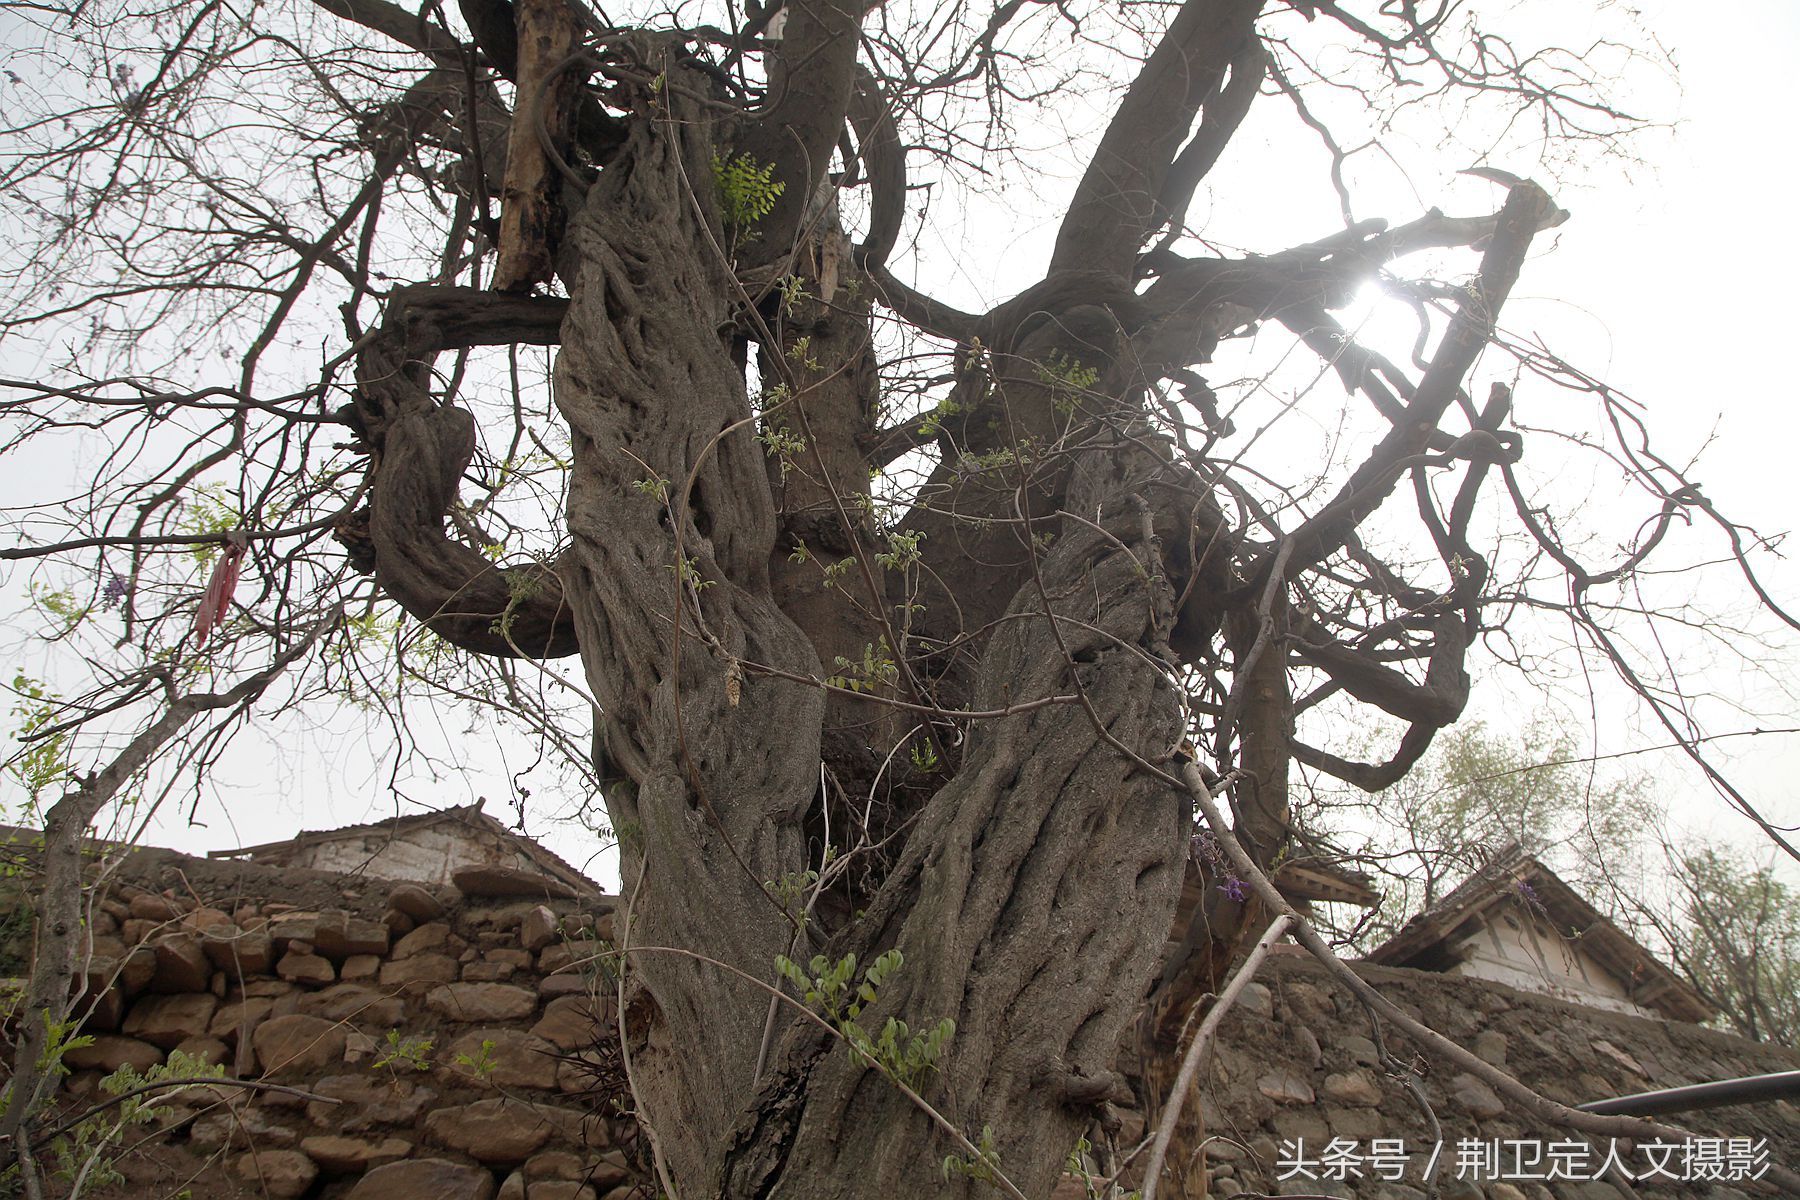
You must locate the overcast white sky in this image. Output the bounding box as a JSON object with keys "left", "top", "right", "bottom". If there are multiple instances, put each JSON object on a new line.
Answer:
{"left": 4, "top": 1, "right": 1796, "bottom": 889}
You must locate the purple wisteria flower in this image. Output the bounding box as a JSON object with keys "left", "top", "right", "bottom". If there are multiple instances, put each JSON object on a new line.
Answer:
{"left": 1217, "top": 877, "right": 1249, "bottom": 904}
{"left": 101, "top": 572, "right": 128, "bottom": 609}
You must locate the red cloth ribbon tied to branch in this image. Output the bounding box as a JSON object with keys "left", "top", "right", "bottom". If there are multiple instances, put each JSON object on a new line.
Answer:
{"left": 194, "top": 532, "right": 247, "bottom": 647}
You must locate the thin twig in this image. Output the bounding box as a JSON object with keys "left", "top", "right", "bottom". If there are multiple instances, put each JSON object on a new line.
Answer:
{"left": 1142, "top": 913, "right": 1292, "bottom": 1200}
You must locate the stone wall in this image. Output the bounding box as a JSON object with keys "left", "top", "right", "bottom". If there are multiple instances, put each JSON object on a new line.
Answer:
{"left": 32, "top": 849, "right": 1800, "bottom": 1200}
{"left": 1147, "top": 948, "right": 1800, "bottom": 1200}
{"left": 52, "top": 849, "right": 636, "bottom": 1200}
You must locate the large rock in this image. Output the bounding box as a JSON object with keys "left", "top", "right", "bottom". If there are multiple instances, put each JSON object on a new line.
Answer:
{"left": 350, "top": 1159, "right": 497, "bottom": 1200}
{"left": 76, "top": 969, "right": 125, "bottom": 1031}
{"left": 297, "top": 983, "right": 405, "bottom": 1027}
{"left": 453, "top": 864, "right": 578, "bottom": 900}
{"left": 189, "top": 1106, "right": 300, "bottom": 1152}
{"left": 1256, "top": 1069, "right": 1315, "bottom": 1106}
{"left": 379, "top": 952, "right": 460, "bottom": 992}
{"left": 277, "top": 948, "right": 336, "bottom": 985}
{"left": 531, "top": 996, "right": 604, "bottom": 1051}
{"left": 253, "top": 1013, "right": 348, "bottom": 1076}
{"left": 172, "top": 1034, "right": 230, "bottom": 1067}
{"left": 128, "top": 892, "right": 180, "bottom": 922}
{"left": 520, "top": 906, "right": 559, "bottom": 953}
{"left": 149, "top": 935, "right": 212, "bottom": 992}
{"left": 443, "top": 1028, "right": 560, "bottom": 1090}
{"left": 307, "top": 1074, "right": 437, "bottom": 1130}
{"left": 209, "top": 996, "right": 274, "bottom": 1042}
{"left": 62, "top": 1035, "right": 163, "bottom": 1074}
{"left": 299, "top": 1135, "right": 414, "bottom": 1174}
{"left": 341, "top": 953, "right": 381, "bottom": 982}
{"left": 119, "top": 945, "right": 158, "bottom": 994}
{"left": 179, "top": 906, "right": 234, "bottom": 933}
{"left": 427, "top": 982, "right": 537, "bottom": 1022}
{"left": 202, "top": 928, "right": 275, "bottom": 974}
{"left": 1321, "top": 1070, "right": 1383, "bottom": 1107}
{"left": 424, "top": 1097, "right": 554, "bottom": 1164}
{"left": 392, "top": 921, "right": 450, "bottom": 959}
{"left": 1451, "top": 1072, "right": 1506, "bottom": 1119}
{"left": 530, "top": 1183, "right": 596, "bottom": 1200}
{"left": 122, "top": 993, "right": 219, "bottom": 1049}
{"left": 232, "top": 1149, "right": 318, "bottom": 1199}
{"left": 388, "top": 883, "right": 446, "bottom": 922}
{"left": 312, "top": 912, "right": 391, "bottom": 960}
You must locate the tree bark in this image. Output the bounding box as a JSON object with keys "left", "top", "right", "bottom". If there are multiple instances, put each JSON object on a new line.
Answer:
{"left": 529, "top": 57, "right": 1202, "bottom": 1194}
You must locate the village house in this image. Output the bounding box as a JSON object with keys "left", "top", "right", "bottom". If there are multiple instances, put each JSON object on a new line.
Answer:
{"left": 1364, "top": 846, "right": 1714, "bottom": 1023}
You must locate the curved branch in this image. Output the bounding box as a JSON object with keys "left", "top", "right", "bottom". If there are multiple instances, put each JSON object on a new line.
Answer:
{"left": 848, "top": 68, "right": 905, "bottom": 270}
{"left": 346, "top": 295, "right": 580, "bottom": 659}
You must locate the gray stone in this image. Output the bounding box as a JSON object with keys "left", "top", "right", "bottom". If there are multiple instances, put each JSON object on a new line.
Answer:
{"left": 1324, "top": 1107, "right": 1381, "bottom": 1140}
{"left": 1337, "top": 1034, "right": 1379, "bottom": 1067}
{"left": 349, "top": 1159, "right": 497, "bottom": 1200}
{"left": 1473, "top": 1029, "right": 1509, "bottom": 1067}
{"left": 1236, "top": 981, "right": 1273, "bottom": 1018}
{"left": 1451, "top": 1071, "right": 1506, "bottom": 1119}
{"left": 1320, "top": 1069, "right": 1382, "bottom": 1106}
{"left": 1295, "top": 1024, "right": 1323, "bottom": 1069}
{"left": 538, "top": 943, "right": 578, "bottom": 974}
{"left": 242, "top": 978, "right": 298, "bottom": 998}
{"left": 267, "top": 913, "right": 323, "bottom": 945}
{"left": 1268, "top": 1109, "right": 1329, "bottom": 1147}
{"left": 1256, "top": 1069, "right": 1314, "bottom": 1105}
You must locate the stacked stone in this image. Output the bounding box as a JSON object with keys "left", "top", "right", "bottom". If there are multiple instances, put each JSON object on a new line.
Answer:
{"left": 63, "top": 867, "right": 633, "bottom": 1200}
{"left": 1112, "top": 953, "right": 1799, "bottom": 1200}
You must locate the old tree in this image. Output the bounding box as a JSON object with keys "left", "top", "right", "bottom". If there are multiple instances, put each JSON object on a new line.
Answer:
{"left": 2, "top": 0, "right": 1796, "bottom": 1195}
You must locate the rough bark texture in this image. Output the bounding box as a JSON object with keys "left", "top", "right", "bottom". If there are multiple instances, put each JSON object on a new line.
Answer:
{"left": 724, "top": 439, "right": 1190, "bottom": 1197}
